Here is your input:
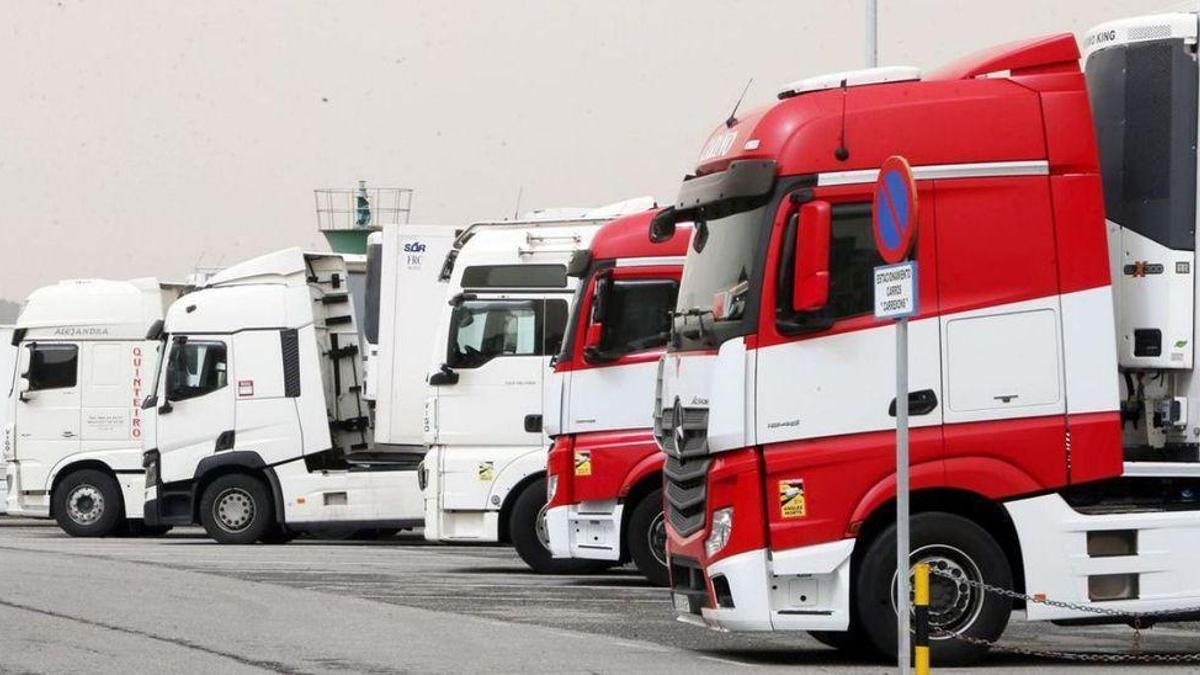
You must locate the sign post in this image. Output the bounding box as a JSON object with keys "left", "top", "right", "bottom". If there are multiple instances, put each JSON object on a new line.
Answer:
{"left": 873, "top": 156, "right": 919, "bottom": 672}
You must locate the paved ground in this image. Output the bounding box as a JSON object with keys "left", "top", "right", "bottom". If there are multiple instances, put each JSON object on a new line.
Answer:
{"left": 1, "top": 518, "right": 1198, "bottom": 673}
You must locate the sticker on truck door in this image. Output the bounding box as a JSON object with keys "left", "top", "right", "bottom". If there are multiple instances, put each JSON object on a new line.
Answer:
{"left": 477, "top": 461, "right": 495, "bottom": 481}
{"left": 574, "top": 450, "right": 591, "bottom": 477}
{"left": 779, "top": 479, "right": 806, "bottom": 518}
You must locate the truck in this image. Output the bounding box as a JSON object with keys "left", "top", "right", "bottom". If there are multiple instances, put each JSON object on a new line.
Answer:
{"left": 5, "top": 278, "right": 179, "bottom": 536}
{"left": 142, "top": 248, "right": 428, "bottom": 542}
{"left": 543, "top": 208, "right": 689, "bottom": 584}
{"left": 650, "top": 21, "right": 1200, "bottom": 665}
{"left": 420, "top": 197, "right": 656, "bottom": 573}
{"left": 0, "top": 325, "right": 14, "bottom": 512}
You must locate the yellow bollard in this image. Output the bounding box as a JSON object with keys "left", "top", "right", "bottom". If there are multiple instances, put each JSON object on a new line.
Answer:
{"left": 914, "top": 562, "right": 931, "bottom": 674}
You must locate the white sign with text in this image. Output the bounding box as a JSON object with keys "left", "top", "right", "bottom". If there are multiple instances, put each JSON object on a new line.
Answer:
{"left": 874, "top": 261, "right": 918, "bottom": 320}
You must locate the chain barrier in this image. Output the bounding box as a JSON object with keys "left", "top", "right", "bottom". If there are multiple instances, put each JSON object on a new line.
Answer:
{"left": 925, "top": 567, "right": 1200, "bottom": 664}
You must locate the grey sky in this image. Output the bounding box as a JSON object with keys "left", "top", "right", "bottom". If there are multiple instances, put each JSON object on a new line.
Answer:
{"left": 0, "top": 0, "right": 1173, "bottom": 302}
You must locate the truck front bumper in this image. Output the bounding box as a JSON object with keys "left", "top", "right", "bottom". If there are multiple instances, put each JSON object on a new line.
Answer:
{"left": 545, "top": 501, "right": 624, "bottom": 561}
{"left": 671, "top": 540, "right": 855, "bottom": 633}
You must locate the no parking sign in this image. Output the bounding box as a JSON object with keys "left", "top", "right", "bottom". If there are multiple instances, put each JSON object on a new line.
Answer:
{"left": 873, "top": 156, "right": 918, "bottom": 320}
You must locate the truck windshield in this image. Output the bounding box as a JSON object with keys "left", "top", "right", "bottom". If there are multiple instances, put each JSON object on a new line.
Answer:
{"left": 673, "top": 202, "right": 770, "bottom": 344}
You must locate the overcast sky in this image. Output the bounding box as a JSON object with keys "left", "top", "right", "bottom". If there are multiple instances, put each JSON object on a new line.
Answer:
{"left": 0, "top": 0, "right": 1176, "bottom": 303}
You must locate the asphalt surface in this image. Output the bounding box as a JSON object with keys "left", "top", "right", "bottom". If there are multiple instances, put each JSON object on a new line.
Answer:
{"left": 1, "top": 518, "right": 1198, "bottom": 673}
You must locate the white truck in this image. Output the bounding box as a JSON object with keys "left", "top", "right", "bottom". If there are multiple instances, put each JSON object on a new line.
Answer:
{"left": 142, "top": 248, "right": 431, "bottom": 543}
{"left": 0, "top": 325, "right": 16, "bottom": 512}
{"left": 420, "top": 197, "right": 655, "bottom": 572}
{"left": 5, "top": 279, "right": 179, "bottom": 536}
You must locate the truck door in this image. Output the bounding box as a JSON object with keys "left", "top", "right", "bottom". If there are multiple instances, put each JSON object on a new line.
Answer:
{"left": 756, "top": 189, "right": 943, "bottom": 551}
{"left": 152, "top": 336, "right": 236, "bottom": 483}
{"left": 432, "top": 296, "right": 568, "bottom": 509}
{"left": 934, "top": 176, "right": 1068, "bottom": 488}
{"left": 13, "top": 342, "right": 82, "bottom": 491}
{"left": 79, "top": 342, "right": 148, "bottom": 455}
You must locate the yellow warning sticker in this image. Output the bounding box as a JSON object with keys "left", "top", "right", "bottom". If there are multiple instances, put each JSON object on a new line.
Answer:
{"left": 574, "top": 450, "right": 592, "bottom": 477}
{"left": 779, "top": 479, "right": 806, "bottom": 519}
{"left": 477, "top": 461, "right": 495, "bottom": 481}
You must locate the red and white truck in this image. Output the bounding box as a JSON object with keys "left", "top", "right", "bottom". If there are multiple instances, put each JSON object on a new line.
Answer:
{"left": 543, "top": 209, "right": 689, "bottom": 584}
{"left": 652, "top": 18, "right": 1200, "bottom": 665}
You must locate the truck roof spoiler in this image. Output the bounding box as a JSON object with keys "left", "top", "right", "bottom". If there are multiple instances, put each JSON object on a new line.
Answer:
{"left": 927, "top": 33, "right": 1080, "bottom": 81}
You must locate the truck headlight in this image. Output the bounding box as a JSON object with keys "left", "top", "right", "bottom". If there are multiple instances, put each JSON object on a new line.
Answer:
{"left": 547, "top": 475, "right": 558, "bottom": 502}
{"left": 417, "top": 461, "right": 428, "bottom": 491}
{"left": 705, "top": 507, "right": 733, "bottom": 558}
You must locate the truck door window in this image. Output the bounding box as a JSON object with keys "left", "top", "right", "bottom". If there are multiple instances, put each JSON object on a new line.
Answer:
{"left": 826, "top": 203, "right": 882, "bottom": 320}
{"left": 448, "top": 299, "right": 569, "bottom": 368}
{"left": 27, "top": 344, "right": 78, "bottom": 390}
{"left": 166, "top": 340, "right": 228, "bottom": 401}
{"left": 598, "top": 279, "right": 678, "bottom": 355}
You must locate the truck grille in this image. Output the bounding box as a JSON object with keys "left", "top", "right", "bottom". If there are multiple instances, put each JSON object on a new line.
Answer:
{"left": 662, "top": 455, "right": 710, "bottom": 537}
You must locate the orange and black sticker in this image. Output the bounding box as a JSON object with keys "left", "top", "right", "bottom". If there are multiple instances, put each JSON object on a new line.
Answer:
{"left": 574, "top": 450, "right": 592, "bottom": 477}
{"left": 779, "top": 479, "right": 806, "bottom": 519}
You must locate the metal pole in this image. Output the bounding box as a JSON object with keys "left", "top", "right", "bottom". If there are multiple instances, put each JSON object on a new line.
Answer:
{"left": 866, "top": 0, "right": 878, "bottom": 68}
{"left": 896, "top": 316, "right": 911, "bottom": 673}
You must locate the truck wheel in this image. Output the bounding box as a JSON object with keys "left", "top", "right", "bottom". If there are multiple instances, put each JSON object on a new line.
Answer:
{"left": 53, "top": 469, "right": 124, "bottom": 537}
{"left": 626, "top": 489, "right": 669, "bottom": 586}
{"left": 510, "top": 480, "right": 611, "bottom": 574}
{"left": 198, "top": 474, "right": 274, "bottom": 545}
{"left": 855, "top": 512, "right": 1012, "bottom": 667}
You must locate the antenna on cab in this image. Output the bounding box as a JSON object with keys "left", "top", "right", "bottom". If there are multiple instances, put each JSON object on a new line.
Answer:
{"left": 725, "top": 78, "right": 754, "bottom": 128}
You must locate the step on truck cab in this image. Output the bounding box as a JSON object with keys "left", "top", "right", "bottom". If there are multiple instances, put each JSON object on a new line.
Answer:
{"left": 142, "top": 248, "right": 427, "bottom": 543}
{"left": 6, "top": 278, "right": 180, "bottom": 536}
{"left": 543, "top": 209, "right": 689, "bottom": 584}
{"left": 420, "top": 197, "right": 655, "bottom": 572}
{"left": 651, "top": 28, "right": 1200, "bottom": 665}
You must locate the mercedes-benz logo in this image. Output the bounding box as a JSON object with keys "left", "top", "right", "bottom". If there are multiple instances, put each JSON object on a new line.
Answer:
{"left": 672, "top": 396, "right": 686, "bottom": 452}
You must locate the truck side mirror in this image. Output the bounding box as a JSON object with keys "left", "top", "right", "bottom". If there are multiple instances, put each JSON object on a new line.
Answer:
{"left": 793, "top": 201, "right": 831, "bottom": 312}
{"left": 648, "top": 206, "right": 677, "bottom": 243}
{"left": 429, "top": 364, "right": 459, "bottom": 386}
{"left": 583, "top": 277, "right": 616, "bottom": 363}
{"left": 16, "top": 376, "right": 31, "bottom": 402}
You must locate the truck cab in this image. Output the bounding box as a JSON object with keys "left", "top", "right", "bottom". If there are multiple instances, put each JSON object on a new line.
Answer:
{"left": 142, "top": 249, "right": 421, "bottom": 543}
{"left": 5, "top": 278, "right": 179, "bottom": 536}
{"left": 645, "top": 31, "right": 1200, "bottom": 665}
{"left": 542, "top": 209, "right": 689, "bottom": 584}
{"left": 420, "top": 198, "right": 655, "bottom": 572}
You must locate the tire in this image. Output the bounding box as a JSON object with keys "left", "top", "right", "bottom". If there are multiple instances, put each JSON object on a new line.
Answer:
{"left": 198, "top": 473, "right": 275, "bottom": 545}
{"left": 53, "top": 469, "right": 124, "bottom": 537}
{"left": 626, "top": 488, "right": 669, "bottom": 586}
{"left": 510, "top": 479, "right": 611, "bottom": 574}
{"left": 855, "top": 512, "right": 1013, "bottom": 667}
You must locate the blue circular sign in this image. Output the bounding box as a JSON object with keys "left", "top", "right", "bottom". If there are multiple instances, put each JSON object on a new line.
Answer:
{"left": 873, "top": 156, "right": 918, "bottom": 264}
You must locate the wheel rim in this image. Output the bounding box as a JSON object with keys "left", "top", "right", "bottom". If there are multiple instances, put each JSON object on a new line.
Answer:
{"left": 213, "top": 488, "right": 255, "bottom": 533}
{"left": 66, "top": 484, "right": 105, "bottom": 525}
{"left": 535, "top": 504, "right": 551, "bottom": 551}
{"left": 891, "top": 544, "right": 987, "bottom": 640}
{"left": 648, "top": 510, "right": 668, "bottom": 567}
